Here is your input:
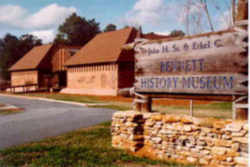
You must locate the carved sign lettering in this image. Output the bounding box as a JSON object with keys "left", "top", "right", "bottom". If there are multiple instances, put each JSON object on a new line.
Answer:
{"left": 135, "top": 30, "right": 248, "bottom": 95}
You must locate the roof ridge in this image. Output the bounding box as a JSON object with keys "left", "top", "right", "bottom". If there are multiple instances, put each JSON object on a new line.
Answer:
{"left": 36, "top": 43, "right": 53, "bottom": 47}
{"left": 35, "top": 43, "right": 54, "bottom": 69}
{"left": 97, "top": 27, "right": 134, "bottom": 36}
{"left": 65, "top": 27, "right": 136, "bottom": 66}
{"left": 9, "top": 44, "right": 54, "bottom": 71}
{"left": 116, "top": 27, "right": 135, "bottom": 62}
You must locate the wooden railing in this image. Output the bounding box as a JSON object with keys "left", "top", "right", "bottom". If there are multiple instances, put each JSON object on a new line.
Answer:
{"left": 0, "top": 82, "right": 11, "bottom": 91}
{"left": 8, "top": 84, "right": 39, "bottom": 93}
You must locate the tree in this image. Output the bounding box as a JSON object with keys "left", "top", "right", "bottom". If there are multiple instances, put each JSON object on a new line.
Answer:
{"left": 0, "top": 34, "right": 19, "bottom": 80}
{"left": 179, "top": 0, "right": 234, "bottom": 35}
{"left": 0, "top": 39, "right": 4, "bottom": 58}
{"left": 0, "top": 34, "right": 42, "bottom": 80}
{"left": 19, "top": 34, "right": 42, "bottom": 52}
{"left": 123, "top": 25, "right": 130, "bottom": 29}
{"left": 104, "top": 24, "right": 117, "bottom": 32}
{"left": 54, "top": 13, "right": 101, "bottom": 46}
{"left": 200, "top": 0, "right": 215, "bottom": 32}
{"left": 169, "top": 30, "right": 185, "bottom": 37}
{"left": 232, "top": 0, "right": 236, "bottom": 23}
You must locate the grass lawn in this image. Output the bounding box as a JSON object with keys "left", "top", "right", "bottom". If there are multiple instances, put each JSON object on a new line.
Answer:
{"left": 89, "top": 104, "right": 131, "bottom": 111}
{"left": 22, "top": 93, "right": 233, "bottom": 119}
{"left": 0, "top": 93, "right": 231, "bottom": 166}
{"left": 154, "top": 101, "right": 232, "bottom": 119}
{"left": 0, "top": 122, "right": 193, "bottom": 167}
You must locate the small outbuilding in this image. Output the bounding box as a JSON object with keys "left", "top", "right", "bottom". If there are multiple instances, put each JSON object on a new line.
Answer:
{"left": 9, "top": 44, "right": 80, "bottom": 92}
{"left": 62, "top": 27, "right": 139, "bottom": 96}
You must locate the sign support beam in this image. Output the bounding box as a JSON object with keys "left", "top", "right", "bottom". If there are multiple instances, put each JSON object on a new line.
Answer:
{"left": 190, "top": 100, "right": 193, "bottom": 117}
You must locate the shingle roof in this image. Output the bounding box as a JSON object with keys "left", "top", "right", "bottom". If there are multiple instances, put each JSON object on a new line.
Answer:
{"left": 65, "top": 27, "right": 137, "bottom": 66}
{"left": 9, "top": 44, "right": 53, "bottom": 71}
{"left": 142, "top": 32, "right": 171, "bottom": 40}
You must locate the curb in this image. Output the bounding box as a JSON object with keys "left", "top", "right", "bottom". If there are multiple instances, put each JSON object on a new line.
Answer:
{"left": 0, "top": 93, "right": 109, "bottom": 107}
{"left": 0, "top": 104, "right": 19, "bottom": 110}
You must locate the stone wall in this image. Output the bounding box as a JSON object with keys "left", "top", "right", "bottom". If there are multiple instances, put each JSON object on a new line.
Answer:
{"left": 63, "top": 63, "right": 118, "bottom": 96}
{"left": 11, "top": 70, "right": 38, "bottom": 86}
{"left": 112, "top": 111, "right": 248, "bottom": 166}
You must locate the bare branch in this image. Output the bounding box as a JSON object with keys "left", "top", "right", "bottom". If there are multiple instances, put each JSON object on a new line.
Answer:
{"left": 232, "top": 0, "right": 236, "bottom": 24}
{"left": 200, "top": 0, "right": 215, "bottom": 32}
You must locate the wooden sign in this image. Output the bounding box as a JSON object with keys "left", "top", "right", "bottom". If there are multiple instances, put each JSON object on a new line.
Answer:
{"left": 134, "top": 30, "right": 248, "bottom": 95}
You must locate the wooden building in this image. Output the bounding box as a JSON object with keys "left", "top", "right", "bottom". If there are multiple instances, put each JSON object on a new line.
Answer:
{"left": 9, "top": 44, "right": 80, "bottom": 92}
{"left": 141, "top": 32, "right": 171, "bottom": 40}
{"left": 62, "top": 27, "right": 139, "bottom": 96}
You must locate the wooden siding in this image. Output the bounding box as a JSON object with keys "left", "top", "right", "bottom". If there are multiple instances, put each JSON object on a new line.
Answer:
{"left": 10, "top": 44, "right": 80, "bottom": 90}
{"left": 11, "top": 70, "right": 38, "bottom": 86}
{"left": 64, "top": 63, "right": 119, "bottom": 95}
{"left": 51, "top": 46, "right": 78, "bottom": 72}
{"left": 118, "top": 62, "right": 134, "bottom": 89}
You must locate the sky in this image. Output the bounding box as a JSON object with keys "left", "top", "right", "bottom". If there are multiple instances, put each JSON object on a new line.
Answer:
{"left": 0, "top": 0, "right": 233, "bottom": 43}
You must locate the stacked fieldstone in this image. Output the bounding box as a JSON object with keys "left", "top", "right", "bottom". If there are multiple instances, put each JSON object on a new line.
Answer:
{"left": 112, "top": 111, "right": 248, "bottom": 167}
{"left": 112, "top": 111, "right": 144, "bottom": 152}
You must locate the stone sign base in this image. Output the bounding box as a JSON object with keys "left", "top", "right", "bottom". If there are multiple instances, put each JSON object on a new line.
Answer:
{"left": 112, "top": 111, "right": 248, "bottom": 167}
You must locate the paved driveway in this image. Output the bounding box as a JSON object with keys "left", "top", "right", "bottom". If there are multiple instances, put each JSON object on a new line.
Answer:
{"left": 0, "top": 95, "right": 115, "bottom": 149}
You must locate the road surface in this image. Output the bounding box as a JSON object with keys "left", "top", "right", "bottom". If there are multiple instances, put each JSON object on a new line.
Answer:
{"left": 0, "top": 95, "right": 115, "bottom": 149}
